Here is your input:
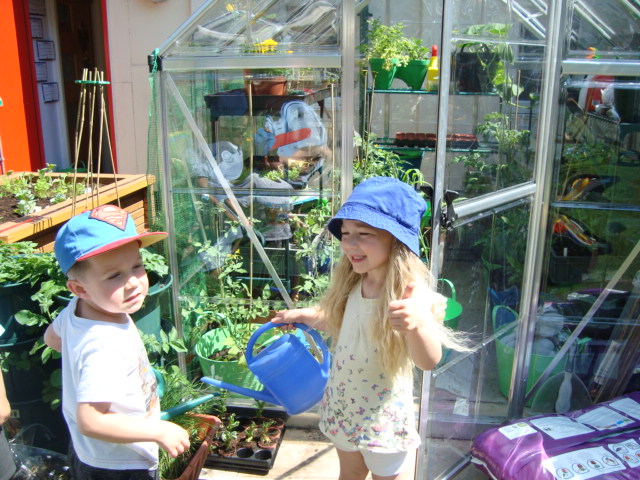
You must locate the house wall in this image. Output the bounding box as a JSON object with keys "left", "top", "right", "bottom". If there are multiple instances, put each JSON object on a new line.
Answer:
{"left": 0, "top": 0, "right": 45, "bottom": 172}
{"left": 105, "top": 0, "right": 205, "bottom": 174}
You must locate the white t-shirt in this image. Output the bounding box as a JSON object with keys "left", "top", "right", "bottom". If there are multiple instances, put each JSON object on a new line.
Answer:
{"left": 52, "top": 297, "right": 160, "bottom": 470}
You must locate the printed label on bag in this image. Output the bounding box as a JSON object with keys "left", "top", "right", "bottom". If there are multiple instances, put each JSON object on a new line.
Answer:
{"left": 529, "top": 417, "right": 594, "bottom": 440}
{"left": 542, "top": 446, "right": 626, "bottom": 479}
{"left": 498, "top": 422, "right": 536, "bottom": 440}
{"left": 577, "top": 407, "right": 633, "bottom": 431}
{"left": 608, "top": 439, "right": 640, "bottom": 465}
{"left": 610, "top": 398, "right": 640, "bottom": 421}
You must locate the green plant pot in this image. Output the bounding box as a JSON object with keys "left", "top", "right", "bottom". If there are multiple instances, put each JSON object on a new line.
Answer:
{"left": 1, "top": 338, "right": 60, "bottom": 403}
{"left": 614, "top": 77, "right": 640, "bottom": 123}
{"left": 369, "top": 58, "right": 398, "bottom": 90}
{"left": 54, "top": 273, "right": 172, "bottom": 340}
{"left": 132, "top": 273, "right": 173, "bottom": 340}
{"left": 495, "top": 335, "right": 566, "bottom": 407}
{"left": 395, "top": 60, "right": 429, "bottom": 90}
{"left": 194, "top": 325, "right": 278, "bottom": 399}
{"left": 0, "top": 282, "right": 40, "bottom": 346}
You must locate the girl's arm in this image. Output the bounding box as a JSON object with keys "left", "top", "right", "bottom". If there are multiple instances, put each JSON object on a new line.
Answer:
{"left": 271, "top": 307, "right": 327, "bottom": 331}
{"left": 387, "top": 283, "right": 445, "bottom": 371}
{"left": 76, "top": 402, "right": 190, "bottom": 458}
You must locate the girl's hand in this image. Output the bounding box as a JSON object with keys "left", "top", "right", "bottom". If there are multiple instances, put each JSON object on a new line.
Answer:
{"left": 271, "top": 307, "right": 323, "bottom": 331}
{"left": 391, "top": 283, "right": 446, "bottom": 370}
{"left": 388, "top": 283, "right": 431, "bottom": 332}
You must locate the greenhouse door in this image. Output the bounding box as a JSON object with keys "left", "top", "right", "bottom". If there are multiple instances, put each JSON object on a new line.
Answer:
{"left": 413, "top": 1, "right": 563, "bottom": 478}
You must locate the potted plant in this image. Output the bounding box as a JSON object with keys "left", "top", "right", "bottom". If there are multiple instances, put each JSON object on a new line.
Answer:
{"left": 451, "top": 112, "right": 531, "bottom": 195}
{"left": 394, "top": 37, "right": 430, "bottom": 90}
{"left": 204, "top": 399, "right": 288, "bottom": 473}
{"left": 359, "top": 19, "right": 411, "bottom": 90}
{"left": 452, "top": 23, "right": 520, "bottom": 99}
{"left": 193, "top": 312, "right": 281, "bottom": 399}
{"left": 156, "top": 365, "right": 224, "bottom": 480}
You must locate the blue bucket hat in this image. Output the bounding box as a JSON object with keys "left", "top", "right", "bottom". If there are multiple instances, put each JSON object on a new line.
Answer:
{"left": 327, "top": 177, "right": 426, "bottom": 257}
{"left": 55, "top": 205, "right": 167, "bottom": 274}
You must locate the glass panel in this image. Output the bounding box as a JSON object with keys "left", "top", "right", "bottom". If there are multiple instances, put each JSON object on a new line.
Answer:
{"left": 148, "top": 61, "right": 342, "bottom": 354}
{"left": 446, "top": 15, "right": 545, "bottom": 198}
{"left": 158, "top": 0, "right": 342, "bottom": 58}
{"left": 567, "top": 0, "right": 640, "bottom": 58}
{"left": 536, "top": 71, "right": 640, "bottom": 413}
{"left": 423, "top": 201, "right": 530, "bottom": 477}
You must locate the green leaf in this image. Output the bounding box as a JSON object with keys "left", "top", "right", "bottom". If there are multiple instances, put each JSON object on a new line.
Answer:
{"left": 14, "top": 310, "right": 46, "bottom": 327}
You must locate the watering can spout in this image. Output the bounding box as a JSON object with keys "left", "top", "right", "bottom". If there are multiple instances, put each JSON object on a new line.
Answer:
{"left": 201, "top": 376, "right": 279, "bottom": 405}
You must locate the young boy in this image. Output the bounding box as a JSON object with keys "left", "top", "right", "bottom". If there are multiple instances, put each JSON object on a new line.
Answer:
{"left": 44, "top": 205, "right": 189, "bottom": 479}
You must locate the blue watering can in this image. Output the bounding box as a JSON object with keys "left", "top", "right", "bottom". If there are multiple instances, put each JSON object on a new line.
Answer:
{"left": 201, "top": 322, "right": 330, "bottom": 415}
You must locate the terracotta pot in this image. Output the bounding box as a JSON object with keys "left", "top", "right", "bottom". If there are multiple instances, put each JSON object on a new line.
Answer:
{"left": 187, "top": 413, "right": 222, "bottom": 443}
{"left": 173, "top": 418, "right": 221, "bottom": 480}
{"left": 246, "top": 76, "right": 288, "bottom": 96}
{"left": 257, "top": 432, "right": 279, "bottom": 450}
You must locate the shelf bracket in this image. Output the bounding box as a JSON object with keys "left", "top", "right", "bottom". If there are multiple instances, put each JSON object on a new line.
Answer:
{"left": 440, "top": 190, "right": 459, "bottom": 230}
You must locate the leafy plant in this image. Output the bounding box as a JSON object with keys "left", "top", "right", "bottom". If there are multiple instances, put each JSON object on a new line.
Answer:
{"left": 455, "top": 23, "right": 521, "bottom": 100}
{"left": 359, "top": 19, "right": 411, "bottom": 71}
{"left": 353, "top": 132, "right": 427, "bottom": 189}
{"left": 404, "top": 36, "right": 429, "bottom": 61}
{"left": 451, "top": 112, "right": 531, "bottom": 194}
{"left": 0, "top": 165, "right": 88, "bottom": 217}
{"left": 290, "top": 199, "right": 336, "bottom": 299}
{"left": 214, "top": 412, "right": 240, "bottom": 453}
{"left": 158, "top": 365, "right": 224, "bottom": 479}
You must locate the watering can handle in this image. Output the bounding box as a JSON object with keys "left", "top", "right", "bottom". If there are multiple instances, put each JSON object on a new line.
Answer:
{"left": 246, "top": 322, "right": 330, "bottom": 373}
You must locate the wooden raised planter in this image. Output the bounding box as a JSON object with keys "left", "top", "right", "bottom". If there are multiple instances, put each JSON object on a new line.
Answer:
{"left": 0, "top": 173, "right": 154, "bottom": 252}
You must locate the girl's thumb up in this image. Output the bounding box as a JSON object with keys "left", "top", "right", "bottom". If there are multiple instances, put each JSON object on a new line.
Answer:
{"left": 401, "top": 282, "right": 416, "bottom": 300}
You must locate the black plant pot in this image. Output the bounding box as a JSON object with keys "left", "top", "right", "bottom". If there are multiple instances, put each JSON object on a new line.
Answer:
{"left": 614, "top": 76, "right": 640, "bottom": 123}
{"left": 205, "top": 406, "right": 287, "bottom": 474}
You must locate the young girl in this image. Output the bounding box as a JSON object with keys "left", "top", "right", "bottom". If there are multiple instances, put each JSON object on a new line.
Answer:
{"left": 272, "top": 176, "right": 468, "bottom": 480}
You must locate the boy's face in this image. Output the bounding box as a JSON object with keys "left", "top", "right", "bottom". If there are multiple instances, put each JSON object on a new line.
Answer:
{"left": 69, "top": 242, "right": 149, "bottom": 320}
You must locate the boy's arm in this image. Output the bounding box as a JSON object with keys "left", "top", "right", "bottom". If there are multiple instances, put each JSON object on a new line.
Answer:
{"left": 0, "top": 371, "right": 11, "bottom": 425}
{"left": 44, "top": 324, "right": 62, "bottom": 352}
{"left": 77, "top": 402, "right": 190, "bottom": 458}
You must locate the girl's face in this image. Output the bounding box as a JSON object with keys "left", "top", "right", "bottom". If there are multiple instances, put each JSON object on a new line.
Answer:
{"left": 340, "top": 220, "right": 394, "bottom": 279}
{"left": 70, "top": 242, "right": 149, "bottom": 322}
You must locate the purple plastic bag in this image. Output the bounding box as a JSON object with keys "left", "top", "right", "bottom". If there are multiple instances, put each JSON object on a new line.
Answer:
{"left": 471, "top": 392, "right": 640, "bottom": 479}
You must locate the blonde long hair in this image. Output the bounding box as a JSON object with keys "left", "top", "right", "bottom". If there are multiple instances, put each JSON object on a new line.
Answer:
{"left": 319, "top": 239, "right": 471, "bottom": 378}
